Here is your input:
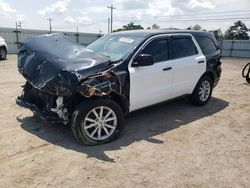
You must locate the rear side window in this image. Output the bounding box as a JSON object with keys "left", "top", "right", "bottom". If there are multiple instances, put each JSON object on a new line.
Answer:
{"left": 170, "top": 37, "right": 198, "bottom": 59}
{"left": 140, "top": 38, "right": 169, "bottom": 63}
{"left": 196, "top": 36, "right": 217, "bottom": 55}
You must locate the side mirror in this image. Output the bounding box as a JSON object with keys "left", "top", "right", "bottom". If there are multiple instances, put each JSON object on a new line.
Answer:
{"left": 132, "top": 54, "right": 154, "bottom": 67}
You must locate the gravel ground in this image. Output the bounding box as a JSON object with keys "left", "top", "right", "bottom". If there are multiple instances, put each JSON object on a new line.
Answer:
{"left": 0, "top": 55, "right": 249, "bottom": 188}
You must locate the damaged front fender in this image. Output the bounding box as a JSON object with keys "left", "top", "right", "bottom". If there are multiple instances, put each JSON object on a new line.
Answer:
{"left": 78, "top": 71, "right": 121, "bottom": 97}
{"left": 77, "top": 70, "right": 129, "bottom": 113}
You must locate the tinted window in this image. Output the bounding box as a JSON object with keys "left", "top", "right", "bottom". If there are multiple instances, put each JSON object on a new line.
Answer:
{"left": 196, "top": 36, "right": 217, "bottom": 55}
{"left": 140, "top": 38, "right": 169, "bottom": 63}
{"left": 171, "top": 37, "right": 198, "bottom": 59}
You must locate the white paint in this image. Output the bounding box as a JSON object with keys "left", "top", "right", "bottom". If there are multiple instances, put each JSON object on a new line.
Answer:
{"left": 171, "top": 35, "right": 206, "bottom": 96}
{"left": 128, "top": 34, "right": 206, "bottom": 112}
{"left": 129, "top": 59, "right": 174, "bottom": 112}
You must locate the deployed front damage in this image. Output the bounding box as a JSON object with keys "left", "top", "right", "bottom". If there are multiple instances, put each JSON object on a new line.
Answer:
{"left": 16, "top": 33, "right": 128, "bottom": 124}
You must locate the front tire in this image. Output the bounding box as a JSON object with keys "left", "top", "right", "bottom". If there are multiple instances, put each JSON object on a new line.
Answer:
{"left": 0, "top": 47, "right": 7, "bottom": 60}
{"left": 71, "top": 98, "right": 124, "bottom": 145}
{"left": 190, "top": 75, "right": 213, "bottom": 106}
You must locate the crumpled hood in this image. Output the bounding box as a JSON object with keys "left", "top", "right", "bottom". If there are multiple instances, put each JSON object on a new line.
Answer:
{"left": 18, "top": 33, "right": 112, "bottom": 96}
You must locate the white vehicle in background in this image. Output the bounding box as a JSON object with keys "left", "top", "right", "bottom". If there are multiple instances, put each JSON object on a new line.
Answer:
{"left": 0, "top": 36, "right": 7, "bottom": 60}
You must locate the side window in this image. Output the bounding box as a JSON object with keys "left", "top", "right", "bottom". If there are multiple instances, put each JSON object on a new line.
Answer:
{"left": 140, "top": 38, "right": 169, "bottom": 63}
{"left": 170, "top": 37, "right": 198, "bottom": 59}
{"left": 196, "top": 36, "right": 217, "bottom": 55}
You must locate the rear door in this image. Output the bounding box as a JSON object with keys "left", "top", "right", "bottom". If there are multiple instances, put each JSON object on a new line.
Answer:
{"left": 194, "top": 35, "right": 222, "bottom": 85}
{"left": 169, "top": 34, "right": 206, "bottom": 97}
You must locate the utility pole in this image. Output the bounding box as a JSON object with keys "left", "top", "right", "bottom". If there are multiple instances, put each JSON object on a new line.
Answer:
{"left": 108, "top": 18, "right": 110, "bottom": 33}
{"left": 14, "top": 22, "right": 21, "bottom": 49}
{"left": 107, "top": 5, "right": 116, "bottom": 33}
{"left": 47, "top": 18, "right": 53, "bottom": 33}
{"left": 16, "top": 21, "right": 22, "bottom": 29}
{"left": 75, "top": 26, "right": 79, "bottom": 43}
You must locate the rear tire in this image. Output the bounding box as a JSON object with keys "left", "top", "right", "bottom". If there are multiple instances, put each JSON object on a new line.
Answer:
{"left": 71, "top": 98, "right": 124, "bottom": 145}
{"left": 0, "top": 47, "right": 7, "bottom": 60}
{"left": 190, "top": 76, "right": 213, "bottom": 106}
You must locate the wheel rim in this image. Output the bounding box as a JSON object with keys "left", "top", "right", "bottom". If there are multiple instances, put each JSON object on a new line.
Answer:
{"left": 82, "top": 106, "right": 117, "bottom": 141}
{"left": 198, "top": 80, "right": 211, "bottom": 102}
{"left": 0, "top": 49, "right": 6, "bottom": 59}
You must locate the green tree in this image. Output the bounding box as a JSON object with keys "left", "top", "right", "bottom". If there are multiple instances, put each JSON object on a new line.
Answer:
{"left": 224, "top": 21, "right": 249, "bottom": 40}
{"left": 146, "top": 24, "right": 160, "bottom": 30}
{"left": 113, "top": 22, "right": 144, "bottom": 32}
{"left": 191, "top": 24, "right": 201, "bottom": 31}
{"left": 152, "top": 24, "right": 160, "bottom": 29}
{"left": 209, "top": 29, "right": 223, "bottom": 40}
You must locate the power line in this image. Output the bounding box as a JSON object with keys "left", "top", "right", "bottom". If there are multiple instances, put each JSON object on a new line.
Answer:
{"left": 157, "top": 17, "right": 250, "bottom": 22}
{"left": 107, "top": 4, "right": 116, "bottom": 33}
{"left": 155, "top": 10, "right": 250, "bottom": 18}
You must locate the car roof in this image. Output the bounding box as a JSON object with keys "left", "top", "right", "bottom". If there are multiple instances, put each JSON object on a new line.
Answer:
{"left": 110, "top": 29, "right": 214, "bottom": 38}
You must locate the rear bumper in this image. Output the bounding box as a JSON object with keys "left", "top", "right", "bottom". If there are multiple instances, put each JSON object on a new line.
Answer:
{"left": 213, "top": 64, "right": 222, "bottom": 88}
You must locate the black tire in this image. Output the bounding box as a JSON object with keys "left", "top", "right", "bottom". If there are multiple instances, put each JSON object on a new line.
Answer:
{"left": 242, "top": 63, "right": 250, "bottom": 78}
{"left": 71, "top": 98, "right": 124, "bottom": 145}
{"left": 0, "top": 47, "right": 7, "bottom": 60}
{"left": 190, "top": 75, "right": 213, "bottom": 106}
{"left": 242, "top": 63, "right": 250, "bottom": 83}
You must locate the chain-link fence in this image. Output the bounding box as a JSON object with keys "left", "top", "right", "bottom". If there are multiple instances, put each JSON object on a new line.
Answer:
{"left": 1, "top": 27, "right": 250, "bottom": 58}
{"left": 0, "top": 27, "right": 102, "bottom": 54}
{"left": 221, "top": 40, "right": 250, "bottom": 58}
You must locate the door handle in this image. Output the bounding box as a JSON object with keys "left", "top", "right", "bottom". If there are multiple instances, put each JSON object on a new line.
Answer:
{"left": 163, "top": 67, "right": 172, "bottom": 71}
{"left": 198, "top": 60, "right": 205, "bottom": 64}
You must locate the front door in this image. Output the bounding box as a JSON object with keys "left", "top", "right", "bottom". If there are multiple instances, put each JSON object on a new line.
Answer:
{"left": 128, "top": 37, "right": 173, "bottom": 112}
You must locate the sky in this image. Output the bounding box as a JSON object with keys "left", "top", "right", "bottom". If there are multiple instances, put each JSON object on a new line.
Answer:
{"left": 0, "top": 0, "right": 250, "bottom": 34}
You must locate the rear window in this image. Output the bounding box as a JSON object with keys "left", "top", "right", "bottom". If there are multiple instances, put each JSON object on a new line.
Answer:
{"left": 196, "top": 36, "right": 217, "bottom": 55}
{"left": 170, "top": 37, "right": 198, "bottom": 59}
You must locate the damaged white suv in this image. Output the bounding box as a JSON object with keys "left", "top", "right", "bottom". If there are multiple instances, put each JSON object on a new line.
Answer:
{"left": 17, "top": 31, "right": 222, "bottom": 145}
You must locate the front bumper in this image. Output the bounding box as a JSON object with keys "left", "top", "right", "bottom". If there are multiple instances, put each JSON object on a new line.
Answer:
{"left": 16, "top": 83, "right": 69, "bottom": 124}
{"left": 16, "top": 96, "right": 67, "bottom": 124}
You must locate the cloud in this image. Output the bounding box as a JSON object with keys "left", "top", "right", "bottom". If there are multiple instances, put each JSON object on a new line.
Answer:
{"left": 38, "top": 0, "right": 71, "bottom": 16}
{"left": 64, "top": 16, "right": 76, "bottom": 24}
{"left": 113, "top": 0, "right": 176, "bottom": 22}
{"left": 0, "top": 0, "right": 16, "bottom": 16}
{"left": 64, "top": 14, "right": 92, "bottom": 25}
{"left": 16, "top": 14, "right": 25, "bottom": 22}
{"left": 171, "top": 0, "right": 215, "bottom": 12}
{"left": 189, "top": 0, "right": 215, "bottom": 9}
{"left": 76, "top": 15, "right": 91, "bottom": 25}
{"left": 117, "top": 0, "right": 149, "bottom": 10}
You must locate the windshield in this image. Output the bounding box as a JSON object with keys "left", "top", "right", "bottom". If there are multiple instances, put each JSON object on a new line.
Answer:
{"left": 86, "top": 35, "right": 144, "bottom": 61}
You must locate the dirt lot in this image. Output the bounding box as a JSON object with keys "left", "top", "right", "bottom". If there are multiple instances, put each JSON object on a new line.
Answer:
{"left": 0, "top": 55, "right": 249, "bottom": 188}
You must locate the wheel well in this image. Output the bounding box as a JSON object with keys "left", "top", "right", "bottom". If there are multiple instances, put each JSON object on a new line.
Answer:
{"left": 201, "top": 71, "right": 214, "bottom": 84}
{"left": 109, "top": 93, "right": 129, "bottom": 114}
{"left": 0, "top": 46, "right": 7, "bottom": 51}
{"left": 76, "top": 93, "right": 129, "bottom": 115}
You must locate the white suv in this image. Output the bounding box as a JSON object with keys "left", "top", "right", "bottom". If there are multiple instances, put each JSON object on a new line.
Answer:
{"left": 17, "top": 30, "right": 222, "bottom": 145}
{"left": 0, "top": 36, "right": 7, "bottom": 60}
